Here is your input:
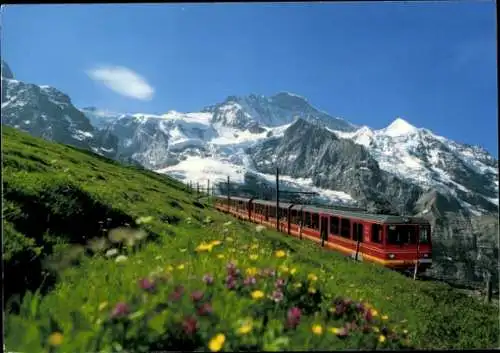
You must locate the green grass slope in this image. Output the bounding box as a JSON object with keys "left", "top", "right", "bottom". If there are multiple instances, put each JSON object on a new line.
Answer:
{"left": 3, "top": 126, "right": 499, "bottom": 352}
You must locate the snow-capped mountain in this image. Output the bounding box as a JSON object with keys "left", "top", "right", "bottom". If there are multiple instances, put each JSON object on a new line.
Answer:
{"left": 334, "top": 118, "right": 498, "bottom": 215}
{"left": 1, "top": 60, "right": 118, "bottom": 158}
{"left": 83, "top": 110, "right": 218, "bottom": 170}
{"left": 203, "top": 92, "right": 356, "bottom": 132}
{"left": 80, "top": 100, "right": 497, "bottom": 216}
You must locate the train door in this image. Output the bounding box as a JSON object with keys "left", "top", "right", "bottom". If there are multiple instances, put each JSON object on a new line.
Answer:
{"left": 353, "top": 223, "right": 364, "bottom": 261}
{"left": 320, "top": 216, "right": 329, "bottom": 247}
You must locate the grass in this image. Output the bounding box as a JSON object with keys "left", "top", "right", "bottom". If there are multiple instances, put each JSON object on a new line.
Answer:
{"left": 3, "top": 125, "right": 499, "bottom": 352}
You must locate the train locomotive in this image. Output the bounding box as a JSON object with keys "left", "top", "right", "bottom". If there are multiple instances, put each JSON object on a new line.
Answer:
{"left": 214, "top": 196, "right": 432, "bottom": 273}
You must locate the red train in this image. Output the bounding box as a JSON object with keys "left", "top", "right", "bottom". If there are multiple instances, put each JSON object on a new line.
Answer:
{"left": 214, "top": 196, "right": 432, "bottom": 273}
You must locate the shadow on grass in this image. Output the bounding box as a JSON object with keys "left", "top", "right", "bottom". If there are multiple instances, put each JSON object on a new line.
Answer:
{"left": 3, "top": 179, "right": 162, "bottom": 304}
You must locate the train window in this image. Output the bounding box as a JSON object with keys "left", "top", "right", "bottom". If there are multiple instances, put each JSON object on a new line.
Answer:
{"left": 311, "top": 213, "right": 319, "bottom": 230}
{"left": 387, "top": 225, "right": 417, "bottom": 244}
{"left": 371, "top": 224, "right": 382, "bottom": 243}
{"left": 340, "top": 218, "right": 351, "bottom": 238}
{"left": 304, "top": 212, "right": 311, "bottom": 227}
{"left": 353, "top": 223, "right": 363, "bottom": 242}
{"left": 280, "top": 207, "right": 288, "bottom": 220}
{"left": 419, "top": 227, "right": 429, "bottom": 244}
{"left": 330, "top": 216, "right": 339, "bottom": 235}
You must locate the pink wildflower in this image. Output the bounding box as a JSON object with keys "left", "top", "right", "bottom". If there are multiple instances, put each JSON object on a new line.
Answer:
{"left": 182, "top": 316, "right": 198, "bottom": 335}
{"left": 111, "top": 302, "right": 130, "bottom": 318}
{"left": 138, "top": 278, "right": 156, "bottom": 292}
{"left": 196, "top": 302, "right": 213, "bottom": 316}
{"left": 190, "top": 290, "right": 204, "bottom": 302}
{"left": 286, "top": 307, "right": 301, "bottom": 328}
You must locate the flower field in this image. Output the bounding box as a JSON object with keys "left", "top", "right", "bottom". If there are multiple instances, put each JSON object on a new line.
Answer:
{"left": 3, "top": 126, "right": 499, "bottom": 352}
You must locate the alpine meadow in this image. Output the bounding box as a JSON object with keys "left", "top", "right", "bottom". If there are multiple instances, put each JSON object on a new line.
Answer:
{"left": 2, "top": 2, "right": 499, "bottom": 352}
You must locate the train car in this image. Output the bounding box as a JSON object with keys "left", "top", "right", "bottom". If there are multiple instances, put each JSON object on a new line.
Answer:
{"left": 214, "top": 196, "right": 253, "bottom": 221}
{"left": 213, "top": 196, "right": 432, "bottom": 273}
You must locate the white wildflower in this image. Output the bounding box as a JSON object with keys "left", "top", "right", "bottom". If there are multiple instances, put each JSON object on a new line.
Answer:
{"left": 136, "top": 216, "right": 154, "bottom": 225}
{"left": 115, "top": 255, "right": 128, "bottom": 263}
{"left": 256, "top": 225, "right": 266, "bottom": 233}
{"left": 105, "top": 248, "right": 119, "bottom": 257}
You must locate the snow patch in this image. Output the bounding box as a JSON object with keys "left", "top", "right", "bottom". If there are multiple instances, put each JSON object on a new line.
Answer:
{"left": 157, "top": 156, "right": 247, "bottom": 185}
{"left": 72, "top": 129, "right": 94, "bottom": 141}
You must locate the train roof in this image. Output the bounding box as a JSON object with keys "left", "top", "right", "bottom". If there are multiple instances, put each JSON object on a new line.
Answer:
{"left": 298, "top": 204, "right": 429, "bottom": 224}
{"left": 216, "top": 196, "right": 429, "bottom": 224}
{"left": 252, "top": 199, "right": 295, "bottom": 208}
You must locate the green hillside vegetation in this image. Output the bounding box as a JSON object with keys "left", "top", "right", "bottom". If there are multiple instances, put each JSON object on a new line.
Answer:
{"left": 3, "top": 126, "right": 498, "bottom": 352}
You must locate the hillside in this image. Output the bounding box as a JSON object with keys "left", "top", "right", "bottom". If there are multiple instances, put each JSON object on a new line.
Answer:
{"left": 3, "top": 126, "right": 498, "bottom": 352}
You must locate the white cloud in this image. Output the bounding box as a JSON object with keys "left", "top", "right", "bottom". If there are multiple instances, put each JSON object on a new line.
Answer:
{"left": 86, "top": 65, "right": 154, "bottom": 101}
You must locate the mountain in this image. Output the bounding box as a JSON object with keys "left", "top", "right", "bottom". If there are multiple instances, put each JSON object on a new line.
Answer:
{"left": 78, "top": 92, "right": 497, "bottom": 218}
{"left": 1, "top": 60, "right": 118, "bottom": 158}
{"left": 334, "top": 118, "right": 498, "bottom": 216}
{"left": 82, "top": 110, "right": 218, "bottom": 169}
{"left": 203, "top": 92, "right": 356, "bottom": 132}
{"left": 246, "top": 118, "right": 422, "bottom": 213}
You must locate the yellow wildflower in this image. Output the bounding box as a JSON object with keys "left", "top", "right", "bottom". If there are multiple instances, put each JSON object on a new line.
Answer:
{"left": 237, "top": 321, "right": 253, "bottom": 335}
{"left": 275, "top": 250, "right": 286, "bottom": 258}
{"left": 378, "top": 335, "right": 386, "bottom": 343}
{"left": 403, "top": 329, "right": 408, "bottom": 334}
{"left": 211, "top": 240, "right": 222, "bottom": 246}
{"left": 217, "top": 254, "right": 225, "bottom": 259}
{"left": 308, "top": 273, "right": 318, "bottom": 281}
{"left": 373, "top": 326, "right": 380, "bottom": 333}
{"left": 382, "top": 315, "right": 388, "bottom": 320}
{"left": 249, "top": 254, "right": 259, "bottom": 260}
{"left": 196, "top": 243, "right": 214, "bottom": 252}
{"left": 312, "top": 324, "right": 323, "bottom": 335}
{"left": 98, "top": 301, "right": 108, "bottom": 311}
{"left": 165, "top": 265, "right": 174, "bottom": 272}
{"left": 308, "top": 287, "right": 317, "bottom": 294}
{"left": 208, "top": 333, "right": 226, "bottom": 352}
{"left": 371, "top": 309, "right": 379, "bottom": 317}
{"left": 290, "top": 268, "right": 297, "bottom": 275}
{"left": 48, "top": 332, "right": 64, "bottom": 346}
{"left": 329, "top": 327, "right": 340, "bottom": 334}
{"left": 246, "top": 267, "right": 258, "bottom": 276}
{"left": 251, "top": 290, "right": 265, "bottom": 300}
{"left": 293, "top": 282, "right": 302, "bottom": 288}
{"left": 177, "top": 264, "right": 185, "bottom": 270}
{"left": 279, "top": 265, "right": 289, "bottom": 273}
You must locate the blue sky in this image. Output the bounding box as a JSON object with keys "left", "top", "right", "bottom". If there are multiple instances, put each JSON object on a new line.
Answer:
{"left": 2, "top": 2, "right": 497, "bottom": 155}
